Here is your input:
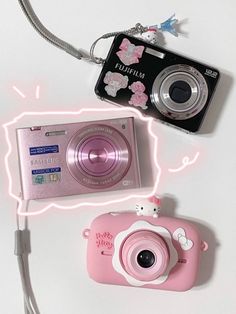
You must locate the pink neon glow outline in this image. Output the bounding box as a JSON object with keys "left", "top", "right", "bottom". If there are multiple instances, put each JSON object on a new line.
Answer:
{"left": 35, "top": 85, "right": 40, "bottom": 99}
{"left": 12, "top": 86, "right": 26, "bottom": 99}
{"left": 168, "top": 152, "right": 200, "bottom": 173}
{"left": 3, "top": 107, "right": 161, "bottom": 216}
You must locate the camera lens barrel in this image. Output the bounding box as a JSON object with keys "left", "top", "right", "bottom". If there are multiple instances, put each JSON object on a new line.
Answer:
{"left": 121, "top": 230, "right": 169, "bottom": 281}
{"left": 151, "top": 64, "right": 208, "bottom": 120}
{"left": 66, "top": 124, "right": 131, "bottom": 189}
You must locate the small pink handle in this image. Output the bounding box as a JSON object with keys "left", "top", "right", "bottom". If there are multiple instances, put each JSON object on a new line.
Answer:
{"left": 201, "top": 241, "right": 208, "bottom": 252}
{"left": 83, "top": 229, "right": 90, "bottom": 239}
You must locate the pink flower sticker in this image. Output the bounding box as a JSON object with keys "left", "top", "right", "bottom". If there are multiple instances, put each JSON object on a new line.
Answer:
{"left": 128, "top": 81, "right": 148, "bottom": 109}
{"left": 116, "top": 38, "right": 144, "bottom": 66}
{"left": 129, "top": 81, "right": 146, "bottom": 93}
{"left": 129, "top": 93, "right": 148, "bottom": 109}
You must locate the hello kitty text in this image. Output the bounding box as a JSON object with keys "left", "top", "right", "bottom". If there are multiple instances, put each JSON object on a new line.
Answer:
{"left": 96, "top": 232, "right": 114, "bottom": 250}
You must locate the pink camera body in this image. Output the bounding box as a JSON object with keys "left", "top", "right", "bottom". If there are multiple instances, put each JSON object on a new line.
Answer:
{"left": 83, "top": 213, "right": 208, "bottom": 291}
{"left": 16, "top": 117, "right": 140, "bottom": 200}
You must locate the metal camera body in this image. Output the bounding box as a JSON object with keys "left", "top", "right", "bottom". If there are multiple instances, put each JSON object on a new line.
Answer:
{"left": 95, "top": 34, "right": 220, "bottom": 132}
{"left": 84, "top": 213, "right": 208, "bottom": 291}
{"left": 16, "top": 117, "right": 141, "bottom": 200}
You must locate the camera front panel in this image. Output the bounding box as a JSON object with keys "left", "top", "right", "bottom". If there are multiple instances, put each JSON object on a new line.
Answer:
{"left": 85, "top": 213, "right": 204, "bottom": 291}
{"left": 95, "top": 34, "right": 220, "bottom": 132}
{"left": 16, "top": 117, "right": 140, "bottom": 200}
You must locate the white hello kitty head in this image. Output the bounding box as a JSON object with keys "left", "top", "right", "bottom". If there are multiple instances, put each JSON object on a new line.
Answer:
{"left": 140, "top": 29, "right": 159, "bottom": 45}
{"left": 136, "top": 195, "right": 161, "bottom": 218}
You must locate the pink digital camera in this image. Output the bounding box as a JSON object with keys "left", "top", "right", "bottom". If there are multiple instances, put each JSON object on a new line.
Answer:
{"left": 16, "top": 117, "right": 140, "bottom": 200}
{"left": 83, "top": 212, "right": 208, "bottom": 291}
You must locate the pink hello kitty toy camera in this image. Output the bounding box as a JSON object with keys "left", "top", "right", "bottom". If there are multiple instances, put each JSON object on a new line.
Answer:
{"left": 83, "top": 196, "right": 208, "bottom": 291}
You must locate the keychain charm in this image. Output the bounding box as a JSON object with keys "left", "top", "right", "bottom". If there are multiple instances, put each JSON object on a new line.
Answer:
{"left": 90, "top": 15, "right": 179, "bottom": 64}
{"left": 136, "top": 195, "right": 161, "bottom": 218}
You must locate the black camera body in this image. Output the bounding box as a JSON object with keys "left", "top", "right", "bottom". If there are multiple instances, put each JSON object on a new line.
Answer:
{"left": 95, "top": 34, "right": 220, "bottom": 132}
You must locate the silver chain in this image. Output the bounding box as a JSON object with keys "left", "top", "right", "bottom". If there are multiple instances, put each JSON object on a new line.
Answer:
{"left": 89, "top": 23, "right": 148, "bottom": 64}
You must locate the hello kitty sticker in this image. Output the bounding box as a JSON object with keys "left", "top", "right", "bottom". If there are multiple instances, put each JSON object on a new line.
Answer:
{"left": 129, "top": 81, "right": 148, "bottom": 109}
{"left": 116, "top": 38, "right": 144, "bottom": 66}
{"left": 103, "top": 71, "right": 128, "bottom": 97}
{"left": 136, "top": 195, "right": 161, "bottom": 218}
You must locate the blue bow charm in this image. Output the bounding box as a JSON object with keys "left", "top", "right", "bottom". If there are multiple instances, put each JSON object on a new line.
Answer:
{"left": 150, "top": 14, "right": 178, "bottom": 37}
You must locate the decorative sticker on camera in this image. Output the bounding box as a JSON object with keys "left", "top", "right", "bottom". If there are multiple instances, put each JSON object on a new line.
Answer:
{"left": 173, "top": 228, "right": 193, "bottom": 251}
{"left": 128, "top": 81, "right": 148, "bottom": 109}
{"left": 116, "top": 38, "right": 144, "bottom": 66}
{"left": 29, "top": 145, "right": 59, "bottom": 156}
{"left": 103, "top": 71, "right": 128, "bottom": 97}
{"left": 32, "top": 167, "right": 61, "bottom": 185}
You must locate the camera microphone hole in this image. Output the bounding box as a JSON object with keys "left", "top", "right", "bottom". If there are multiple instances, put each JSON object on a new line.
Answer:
{"left": 178, "top": 259, "right": 187, "bottom": 264}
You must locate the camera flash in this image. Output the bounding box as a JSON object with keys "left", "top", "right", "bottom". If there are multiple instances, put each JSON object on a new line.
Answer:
{"left": 45, "top": 130, "right": 67, "bottom": 136}
{"left": 145, "top": 47, "right": 165, "bottom": 59}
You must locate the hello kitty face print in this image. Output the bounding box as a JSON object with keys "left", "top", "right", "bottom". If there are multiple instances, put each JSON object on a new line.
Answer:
{"left": 103, "top": 71, "right": 128, "bottom": 97}
{"left": 136, "top": 195, "right": 161, "bottom": 218}
{"left": 128, "top": 81, "right": 148, "bottom": 109}
{"left": 116, "top": 38, "right": 144, "bottom": 66}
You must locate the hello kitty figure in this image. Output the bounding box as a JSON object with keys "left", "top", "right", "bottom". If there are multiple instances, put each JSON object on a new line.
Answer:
{"left": 139, "top": 28, "right": 159, "bottom": 45}
{"left": 136, "top": 195, "right": 161, "bottom": 218}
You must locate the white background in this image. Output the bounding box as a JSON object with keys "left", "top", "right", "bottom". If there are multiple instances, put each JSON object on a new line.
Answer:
{"left": 1, "top": 0, "right": 236, "bottom": 313}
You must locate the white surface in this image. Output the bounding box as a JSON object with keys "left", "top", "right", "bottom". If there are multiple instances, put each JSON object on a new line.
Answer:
{"left": 0, "top": 1, "right": 236, "bottom": 313}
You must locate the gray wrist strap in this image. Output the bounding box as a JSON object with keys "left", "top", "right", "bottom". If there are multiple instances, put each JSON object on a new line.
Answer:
{"left": 18, "top": 0, "right": 85, "bottom": 60}
{"left": 18, "top": 0, "right": 148, "bottom": 63}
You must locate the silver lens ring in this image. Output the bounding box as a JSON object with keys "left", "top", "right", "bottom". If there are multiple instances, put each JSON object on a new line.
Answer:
{"left": 151, "top": 64, "right": 208, "bottom": 120}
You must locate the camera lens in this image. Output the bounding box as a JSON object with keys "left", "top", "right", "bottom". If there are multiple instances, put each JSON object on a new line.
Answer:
{"left": 121, "top": 230, "right": 169, "bottom": 281}
{"left": 137, "top": 250, "right": 155, "bottom": 268}
{"left": 66, "top": 124, "right": 131, "bottom": 188}
{"left": 151, "top": 64, "right": 208, "bottom": 120}
{"left": 169, "top": 80, "right": 191, "bottom": 103}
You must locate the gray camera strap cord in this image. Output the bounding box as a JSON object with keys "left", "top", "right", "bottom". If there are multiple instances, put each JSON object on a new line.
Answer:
{"left": 18, "top": 0, "right": 84, "bottom": 60}
{"left": 18, "top": 0, "right": 148, "bottom": 64}
{"left": 15, "top": 199, "right": 40, "bottom": 314}
{"left": 15, "top": 4, "right": 178, "bottom": 313}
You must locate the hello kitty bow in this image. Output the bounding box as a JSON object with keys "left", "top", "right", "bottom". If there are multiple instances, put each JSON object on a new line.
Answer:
{"left": 148, "top": 195, "right": 161, "bottom": 206}
{"left": 173, "top": 228, "right": 193, "bottom": 251}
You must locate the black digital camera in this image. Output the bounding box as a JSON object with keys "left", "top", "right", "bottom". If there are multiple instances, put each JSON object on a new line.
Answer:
{"left": 95, "top": 34, "right": 220, "bottom": 132}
